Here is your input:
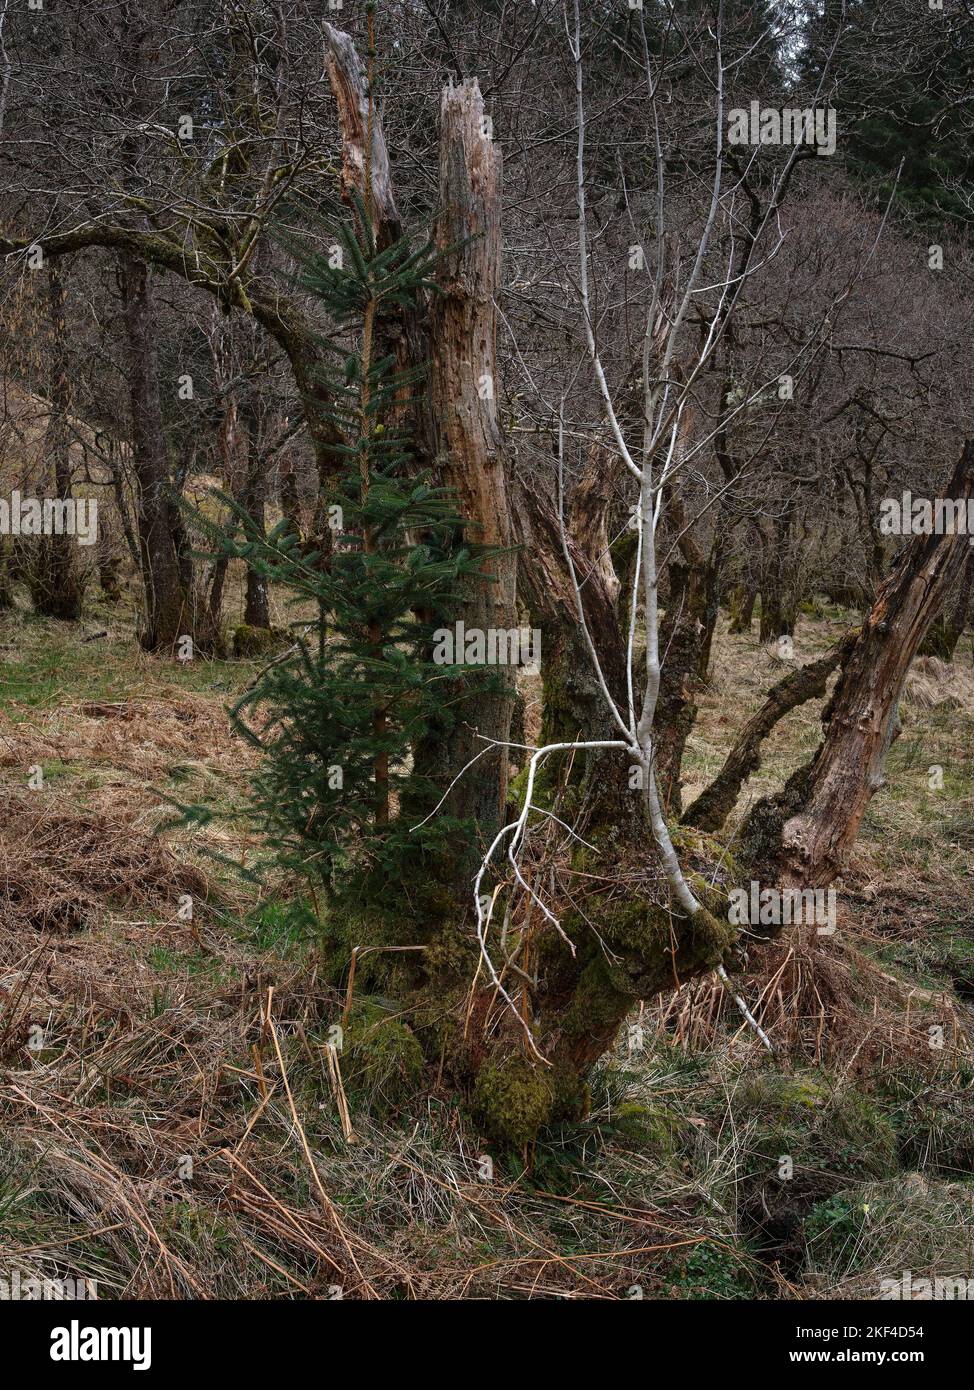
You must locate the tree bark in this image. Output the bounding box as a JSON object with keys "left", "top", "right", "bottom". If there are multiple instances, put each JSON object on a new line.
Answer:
{"left": 759, "top": 582, "right": 799, "bottom": 643}
{"left": 654, "top": 559, "right": 702, "bottom": 815}
{"left": 421, "top": 79, "right": 517, "bottom": 846}
{"left": 240, "top": 394, "right": 270, "bottom": 630}
{"left": 728, "top": 581, "right": 757, "bottom": 634}
{"left": 31, "top": 265, "right": 83, "bottom": 620}
{"left": 321, "top": 37, "right": 514, "bottom": 851}
{"left": 758, "top": 505, "right": 801, "bottom": 643}
{"left": 512, "top": 471, "right": 639, "bottom": 833}
{"left": 324, "top": 23, "right": 401, "bottom": 250}
{"left": 653, "top": 467, "right": 715, "bottom": 811}
{"left": 119, "top": 253, "right": 196, "bottom": 653}
{"left": 324, "top": 22, "right": 435, "bottom": 468}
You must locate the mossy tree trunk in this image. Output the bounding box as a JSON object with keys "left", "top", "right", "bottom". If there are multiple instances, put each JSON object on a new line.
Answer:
{"left": 758, "top": 505, "right": 802, "bottom": 644}
{"left": 728, "top": 581, "right": 757, "bottom": 634}
{"left": 204, "top": 340, "right": 272, "bottom": 635}
{"left": 758, "top": 583, "right": 799, "bottom": 644}
{"left": 448, "top": 437, "right": 737, "bottom": 1146}
{"left": 321, "top": 31, "right": 739, "bottom": 1151}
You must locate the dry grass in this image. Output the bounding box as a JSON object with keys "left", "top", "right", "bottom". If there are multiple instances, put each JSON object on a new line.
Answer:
{"left": 1, "top": 600, "right": 973, "bottom": 1299}
{"left": 653, "top": 926, "right": 971, "bottom": 1078}
{"left": 0, "top": 610, "right": 739, "bottom": 1300}
{"left": 904, "top": 654, "right": 974, "bottom": 710}
{"left": 0, "top": 694, "right": 241, "bottom": 786}
{"left": 802, "top": 1177, "right": 974, "bottom": 1299}
{"left": 0, "top": 788, "right": 211, "bottom": 934}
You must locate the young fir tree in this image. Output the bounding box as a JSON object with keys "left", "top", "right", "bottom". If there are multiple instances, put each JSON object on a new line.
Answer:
{"left": 203, "top": 206, "right": 492, "bottom": 933}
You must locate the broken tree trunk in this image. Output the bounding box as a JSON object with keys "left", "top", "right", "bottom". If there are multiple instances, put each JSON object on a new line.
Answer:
{"left": 744, "top": 440, "right": 974, "bottom": 889}
{"left": 324, "top": 22, "right": 435, "bottom": 470}
{"left": 421, "top": 79, "right": 517, "bottom": 845}
{"left": 324, "top": 22, "right": 402, "bottom": 250}
{"left": 314, "top": 36, "right": 734, "bottom": 1148}
{"left": 321, "top": 36, "right": 515, "bottom": 872}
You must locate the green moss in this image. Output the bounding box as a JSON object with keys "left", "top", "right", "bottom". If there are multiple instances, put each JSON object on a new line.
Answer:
{"left": 421, "top": 912, "right": 480, "bottom": 982}
{"left": 506, "top": 762, "right": 527, "bottom": 814}
{"left": 740, "top": 1072, "right": 895, "bottom": 1168}
{"left": 612, "top": 1101, "right": 693, "bottom": 1157}
{"left": 603, "top": 896, "right": 671, "bottom": 956}
{"left": 802, "top": 1192, "right": 872, "bottom": 1274}
{"left": 232, "top": 623, "right": 283, "bottom": 658}
{"left": 473, "top": 1053, "right": 555, "bottom": 1149}
{"left": 505, "top": 746, "right": 565, "bottom": 817}
{"left": 609, "top": 525, "right": 639, "bottom": 574}
{"left": 340, "top": 999, "right": 424, "bottom": 1117}
{"left": 734, "top": 1071, "right": 898, "bottom": 1242}
{"left": 420, "top": 1002, "right": 477, "bottom": 1085}
{"left": 549, "top": 1062, "right": 591, "bottom": 1122}
{"left": 716, "top": 1067, "right": 894, "bottom": 1267}
{"left": 160, "top": 1201, "right": 235, "bottom": 1259}
{"left": 559, "top": 957, "right": 631, "bottom": 1041}
{"left": 468, "top": 891, "right": 738, "bottom": 1152}
{"left": 671, "top": 824, "right": 740, "bottom": 882}
{"left": 674, "top": 902, "right": 737, "bottom": 982}
{"left": 562, "top": 843, "right": 735, "bottom": 993}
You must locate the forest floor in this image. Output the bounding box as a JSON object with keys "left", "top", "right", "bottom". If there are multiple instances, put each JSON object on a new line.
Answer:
{"left": 1, "top": 591, "right": 974, "bottom": 1299}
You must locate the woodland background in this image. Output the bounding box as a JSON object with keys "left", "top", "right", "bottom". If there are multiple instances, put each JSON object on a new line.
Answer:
{"left": 0, "top": 0, "right": 973, "bottom": 1300}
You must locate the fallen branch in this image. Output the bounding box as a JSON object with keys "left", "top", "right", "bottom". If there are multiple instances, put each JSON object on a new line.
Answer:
{"left": 683, "top": 631, "right": 857, "bottom": 833}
